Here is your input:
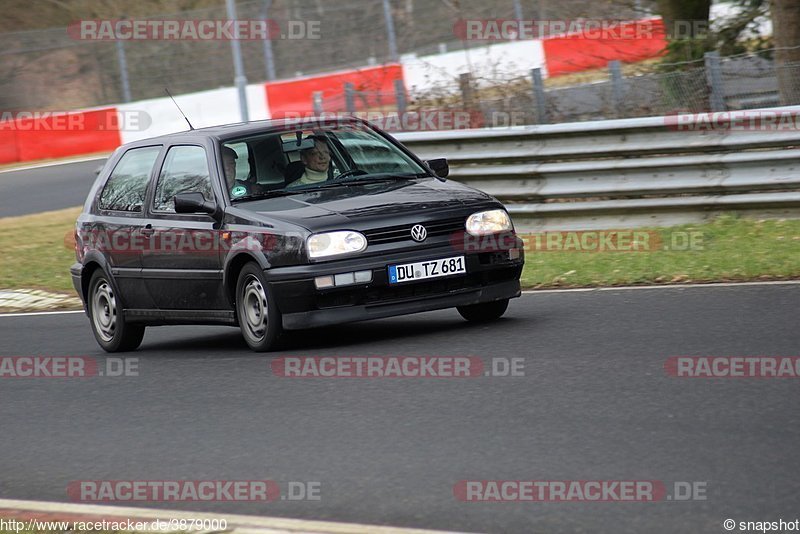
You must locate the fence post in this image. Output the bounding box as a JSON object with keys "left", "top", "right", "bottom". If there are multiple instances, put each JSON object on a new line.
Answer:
{"left": 394, "top": 79, "right": 407, "bottom": 116}
{"left": 312, "top": 91, "right": 324, "bottom": 115}
{"left": 459, "top": 73, "right": 475, "bottom": 110}
{"left": 704, "top": 51, "right": 726, "bottom": 112}
{"left": 513, "top": 0, "right": 523, "bottom": 20}
{"left": 609, "top": 60, "right": 624, "bottom": 118}
{"left": 115, "top": 39, "right": 132, "bottom": 103}
{"left": 226, "top": 0, "right": 249, "bottom": 122}
{"left": 261, "top": 0, "right": 276, "bottom": 80}
{"left": 531, "top": 68, "right": 547, "bottom": 123}
{"left": 381, "top": 0, "right": 399, "bottom": 62}
{"left": 344, "top": 83, "right": 355, "bottom": 114}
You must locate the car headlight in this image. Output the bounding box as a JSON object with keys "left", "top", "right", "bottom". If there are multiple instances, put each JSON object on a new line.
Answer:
{"left": 465, "top": 209, "right": 513, "bottom": 236}
{"left": 307, "top": 230, "right": 367, "bottom": 259}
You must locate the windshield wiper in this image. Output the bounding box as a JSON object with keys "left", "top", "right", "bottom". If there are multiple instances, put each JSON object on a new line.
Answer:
{"left": 334, "top": 168, "right": 368, "bottom": 181}
{"left": 230, "top": 189, "right": 303, "bottom": 202}
{"left": 333, "top": 172, "right": 426, "bottom": 184}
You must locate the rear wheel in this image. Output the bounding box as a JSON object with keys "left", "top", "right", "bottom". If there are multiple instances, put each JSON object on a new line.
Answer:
{"left": 87, "top": 270, "right": 145, "bottom": 352}
{"left": 457, "top": 299, "right": 509, "bottom": 323}
{"left": 236, "top": 263, "right": 282, "bottom": 352}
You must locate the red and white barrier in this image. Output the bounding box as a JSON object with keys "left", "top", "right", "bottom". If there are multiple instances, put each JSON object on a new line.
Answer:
{"left": 0, "top": 108, "right": 122, "bottom": 164}
{"left": 543, "top": 18, "right": 666, "bottom": 77}
{"left": 265, "top": 64, "right": 404, "bottom": 118}
{"left": 1, "top": 19, "right": 669, "bottom": 165}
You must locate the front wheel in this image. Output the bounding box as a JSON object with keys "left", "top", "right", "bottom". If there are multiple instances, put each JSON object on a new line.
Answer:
{"left": 235, "top": 263, "right": 282, "bottom": 352}
{"left": 457, "top": 299, "right": 509, "bottom": 323}
{"left": 87, "top": 270, "right": 145, "bottom": 352}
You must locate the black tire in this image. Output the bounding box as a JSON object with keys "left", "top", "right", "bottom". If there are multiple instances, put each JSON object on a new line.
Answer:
{"left": 457, "top": 299, "right": 509, "bottom": 323}
{"left": 235, "top": 262, "right": 282, "bottom": 352}
{"left": 87, "top": 270, "right": 145, "bottom": 352}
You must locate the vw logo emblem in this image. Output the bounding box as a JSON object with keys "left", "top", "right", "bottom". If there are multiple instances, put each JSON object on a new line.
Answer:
{"left": 410, "top": 224, "right": 427, "bottom": 242}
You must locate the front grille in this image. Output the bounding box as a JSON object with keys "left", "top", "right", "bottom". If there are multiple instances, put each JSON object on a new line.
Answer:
{"left": 363, "top": 217, "right": 466, "bottom": 245}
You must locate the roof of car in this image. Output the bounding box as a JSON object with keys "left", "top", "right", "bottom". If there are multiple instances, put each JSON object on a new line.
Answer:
{"left": 127, "top": 116, "right": 366, "bottom": 147}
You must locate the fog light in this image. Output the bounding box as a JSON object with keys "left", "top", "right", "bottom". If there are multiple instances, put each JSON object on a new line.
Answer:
{"left": 314, "top": 275, "right": 334, "bottom": 289}
{"left": 509, "top": 248, "right": 521, "bottom": 260}
{"left": 334, "top": 272, "right": 355, "bottom": 286}
{"left": 354, "top": 270, "right": 373, "bottom": 283}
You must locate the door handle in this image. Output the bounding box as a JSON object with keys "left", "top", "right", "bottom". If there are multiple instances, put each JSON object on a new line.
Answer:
{"left": 140, "top": 224, "right": 154, "bottom": 236}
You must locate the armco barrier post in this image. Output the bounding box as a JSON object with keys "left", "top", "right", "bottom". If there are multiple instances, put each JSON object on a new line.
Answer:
{"left": 394, "top": 79, "right": 407, "bottom": 116}
{"left": 705, "top": 51, "right": 726, "bottom": 112}
{"left": 531, "top": 68, "right": 548, "bottom": 124}
{"left": 609, "top": 60, "right": 624, "bottom": 118}
{"left": 344, "top": 83, "right": 355, "bottom": 114}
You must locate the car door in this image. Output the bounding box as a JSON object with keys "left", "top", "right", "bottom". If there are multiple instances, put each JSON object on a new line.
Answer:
{"left": 91, "top": 145, "right": 162, "bottom": 310}
{"left": 140, "top": 144, "right": 227, "bottom": 310}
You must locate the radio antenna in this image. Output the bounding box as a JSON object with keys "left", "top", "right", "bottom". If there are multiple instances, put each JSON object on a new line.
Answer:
{"left": 164, "top": 88, "right": 194, "bottom": 130}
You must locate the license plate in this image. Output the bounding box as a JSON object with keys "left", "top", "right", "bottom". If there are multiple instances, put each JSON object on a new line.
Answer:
{"left": 388, "top": 256, "right": 466, "bottom": 284}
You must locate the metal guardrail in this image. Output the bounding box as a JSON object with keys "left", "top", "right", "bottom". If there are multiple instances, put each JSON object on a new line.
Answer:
{"left": 394, "top": 110, "right": 800, "bottom": 230}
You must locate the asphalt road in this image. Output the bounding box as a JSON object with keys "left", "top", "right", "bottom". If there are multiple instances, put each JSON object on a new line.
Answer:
{"left": 0, "top": 158, "right": 105, "bottom": 217}
{"left": 0, "top": 285, "right": 798, "bottom": 533}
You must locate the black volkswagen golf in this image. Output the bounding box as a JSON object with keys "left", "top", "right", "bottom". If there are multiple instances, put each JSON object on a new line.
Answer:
{"left": 71, "top": 117, "right": 524, "bottom": 352}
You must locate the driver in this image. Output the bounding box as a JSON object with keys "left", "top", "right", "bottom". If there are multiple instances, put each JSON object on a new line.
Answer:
{"left": 288, "top": 136, "right": 332, "bottom": 186}
{"left": 223, "top": 146, "right": 255, "bottom": 198}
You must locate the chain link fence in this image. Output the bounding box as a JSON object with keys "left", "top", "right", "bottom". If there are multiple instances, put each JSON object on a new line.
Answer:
{"left": 2, "top": 0, "right": 797, "bottom": 127}
{"left": 306, "top": 47, "right": 800, "bottom": 128}
{"left": 0, "top": 0, "right": 647, "bottom": 112}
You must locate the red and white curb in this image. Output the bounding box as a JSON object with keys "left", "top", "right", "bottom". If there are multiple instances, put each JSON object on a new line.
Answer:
{"left": 0, "top": 290, "right": 81, "bottom": 312}
{"left": 0, "top": 499, "right": 469, "bottom": 534}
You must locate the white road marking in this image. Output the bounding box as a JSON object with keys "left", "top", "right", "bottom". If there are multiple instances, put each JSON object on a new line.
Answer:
{"left": 0, "top": 310, "right": 84, "bottom": 318}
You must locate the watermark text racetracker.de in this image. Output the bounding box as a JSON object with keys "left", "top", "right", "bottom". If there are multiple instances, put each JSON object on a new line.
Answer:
{"left": 452, "top": 230, "right": 705, "bottom": 253}
{"left": 271, "top": 356, "right": 524, "bottom": 378}
{"left": 68, "top": 19, "right": 321, "bottom": 40}
{"left": 0, "top": 356, "right": 138, "bottom": 378}
{"left": 453, "top": 18, "right": 706, "bottom": 40}
{"left": 0, "top": 110, "right": 150, "bottom": 131}
{"left": 67, "top": 480, "right": 321, "bottom": 502}
{"left": 665, "top": 356, "right": 800, "bottom": 378}
{"left": 454, "top": 480, "right": 708, "bottom": 502}
{"left": 666, "top": 110, "right": 800, "bottom": 132}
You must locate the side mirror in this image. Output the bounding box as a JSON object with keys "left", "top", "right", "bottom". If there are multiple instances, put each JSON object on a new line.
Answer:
{"left": 174, "top": 192, "right": 216, "bottom": 215}
{"left": 426, "top": 158, "right": 449, "bottom": 179}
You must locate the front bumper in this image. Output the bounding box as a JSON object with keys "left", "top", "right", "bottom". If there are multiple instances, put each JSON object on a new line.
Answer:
{"left": 265, "top": 243, "right": 524, "bottom": 330}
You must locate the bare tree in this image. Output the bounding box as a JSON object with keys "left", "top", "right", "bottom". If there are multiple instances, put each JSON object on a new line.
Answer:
{"left": 655, "top": 0, "right": 712, "bottom": 63}
{"left": 771, "top": 0, "right": 800, "bottom": 104}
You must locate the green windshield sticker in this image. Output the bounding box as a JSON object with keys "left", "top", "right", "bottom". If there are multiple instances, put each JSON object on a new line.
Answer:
{"left": 231, "top": 185, "right": 247, "bottom": 197}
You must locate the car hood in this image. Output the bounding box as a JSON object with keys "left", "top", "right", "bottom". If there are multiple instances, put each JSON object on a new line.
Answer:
{"left": 230, "top": 178, "right": 499, "bottom": 232}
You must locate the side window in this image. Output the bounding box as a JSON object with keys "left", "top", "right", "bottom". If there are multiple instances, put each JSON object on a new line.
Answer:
{"left": 97, "top": 147, "right": 160, "bottom": 212}
{"left": 153, "top": 146, "right": 214, "bottom": 213}
{"left": 225, "top": 142, "right": 250, "bottom": 182}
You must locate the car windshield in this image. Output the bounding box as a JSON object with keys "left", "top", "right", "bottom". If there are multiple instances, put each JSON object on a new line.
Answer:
{"left": 224, "top": 123, "right": 430, "bottom": 202}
